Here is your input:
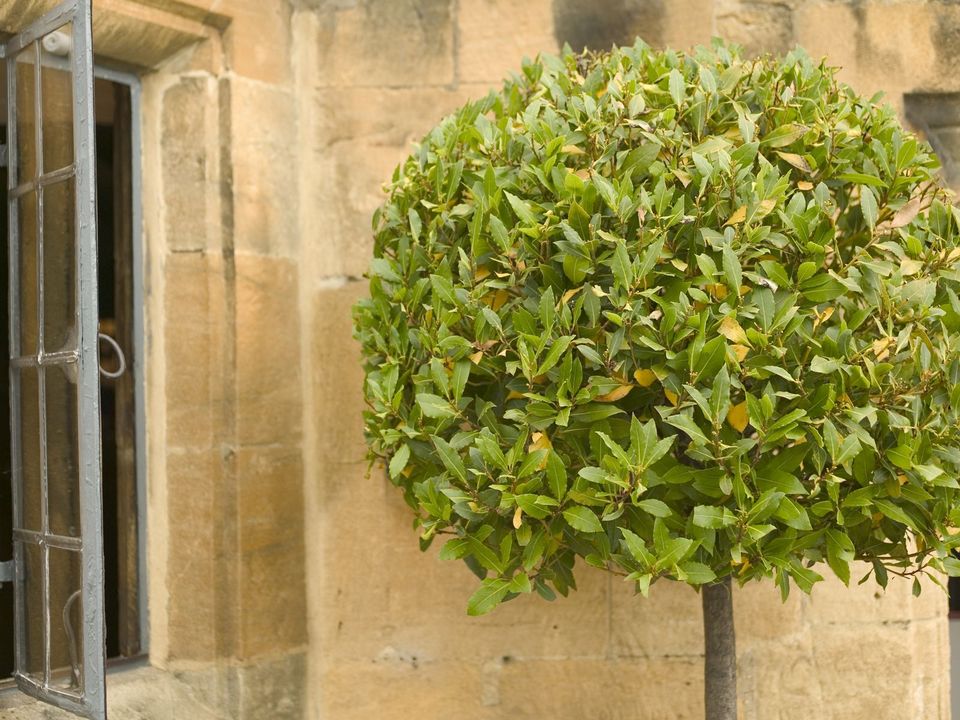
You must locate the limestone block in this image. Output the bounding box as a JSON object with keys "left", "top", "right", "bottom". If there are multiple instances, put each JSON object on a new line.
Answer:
{"left": 161, "top": 76, "right": 215, "bottom": 254}
{"left": 222, "top": 0, "right": 293, "bottom": 84}
{"left": 236, "top": 446, "right": 308, "bottom": 659}
{"left": 809, "top": 621, "right": 919, "bottom": 720}
{"left": 229, "top": 79, "right": 299, "bottom": 258}
{"left": 305, "top": 86, "right": 477, "bottom": 279}
{"left": 661, "top": 0, "right": 715, "bottom": 51}
{"left": 303, "top": 0, "right": 455, "bottom": 88}
{"left": 715, "top": 0, "right": 794, "bottom": 56}
{"left": 163, "top": 251, "right": 227, "bottom": 451}
{"left": 456, "top": 0, "right": 558, "bottom": 84}
{"left": 310, "top": 457, "right": 613, "bottom": 664}
{"left": 310, "top": 281, "right": 369, "bottom": 466}
{"left": 791, "top": 2, "right": 859, "bottom": 84}
{"left": 735, "top": 580, "right": 805, "bottom": 642}
{"left": 318, "top": 659, "right": 491, "bottom": 720}
{"left": 234, "top": 253, "right": 303, "bottom": 446}
{"left": 806, "top": 568, "right": 946, "bottom": 626}
{"left": 495, "top": 657, "right": 703, "bottom": 719}
{"left": 163, "top": 448, "right": 221, "bottom": 661}
{"left": 609, "top": 579, "right": 704, "bottom": 659}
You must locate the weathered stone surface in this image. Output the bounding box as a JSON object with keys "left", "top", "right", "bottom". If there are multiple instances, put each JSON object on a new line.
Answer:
{"left": 234, "top": 253, "right": 303, "bottom": 446}
{"left": 163, "top": 449, "right": 221, "bottom": 661}
{"left": 495, "top": 656, "right": 704, "bottom": 719}
{"left": 304, "top": 86, "right": 477, "bottom": 279}
{"left": 715, "top": 0, "right": 794, "bottom": 56}
{"left": 229, "top": 79, "right": 299, "bottom": 257}
{"left": 456, "top": 0, "right": 558, "bottom": 84}
{"left": 236, "top": 446, "right": 308, "bottom": 658}
{"left": 163, "top": 251, "right": 227, "bottom": 451}
{"left": 303, "top": 0, "right": 455, "bottom": 88}
{"left": 310, "top": 281, "right": 370, "bottom": 466}
{"left": 161, "top": 76, "right": 214, "bottom": 253}
{"left": 610, "top": 579, "right": 704, "bottom": 659}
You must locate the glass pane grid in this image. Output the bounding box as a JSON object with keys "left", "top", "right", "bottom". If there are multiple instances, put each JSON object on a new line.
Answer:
{"left": 5, "top": 2, "right": 98, "bottom": 716}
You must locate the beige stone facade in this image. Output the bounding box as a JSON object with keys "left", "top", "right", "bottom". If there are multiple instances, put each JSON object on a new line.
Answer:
{"left": 0, "top": 1, "right": 957, "bottom": 718}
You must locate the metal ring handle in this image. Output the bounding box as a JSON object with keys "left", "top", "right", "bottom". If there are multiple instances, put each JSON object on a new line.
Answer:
{"left": 98, "top": 332, "right": 127, "bottom": 379}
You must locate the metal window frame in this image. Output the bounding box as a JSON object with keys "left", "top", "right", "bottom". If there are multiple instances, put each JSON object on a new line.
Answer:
{"left": 1, "top": 41, "right": 149, "bottom": 679}
{"left": 2, "top": 1, "right": 107, "bottom": 718}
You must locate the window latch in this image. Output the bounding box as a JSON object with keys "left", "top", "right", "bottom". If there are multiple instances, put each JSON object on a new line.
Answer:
{"left": 0, "top": 559, "right": 12, "bottom": 585}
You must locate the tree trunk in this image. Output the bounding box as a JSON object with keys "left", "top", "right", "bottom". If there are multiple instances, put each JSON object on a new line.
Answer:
{"left": 702, "top": 576, "right": 737, "bottom": 720}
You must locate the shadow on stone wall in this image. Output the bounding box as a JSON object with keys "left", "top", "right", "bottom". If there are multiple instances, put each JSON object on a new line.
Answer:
{"left": 552, "top": 0, "right": 663, "bottom": 51}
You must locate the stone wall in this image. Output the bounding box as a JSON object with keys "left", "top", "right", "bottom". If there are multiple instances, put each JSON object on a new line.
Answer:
{"left": 0, "top": 1, "right": 956, "bottom": 719}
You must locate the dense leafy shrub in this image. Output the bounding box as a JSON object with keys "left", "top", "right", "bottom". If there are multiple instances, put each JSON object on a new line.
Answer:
{"left": 353, "top": 39, "right": 960, "bottom": 615}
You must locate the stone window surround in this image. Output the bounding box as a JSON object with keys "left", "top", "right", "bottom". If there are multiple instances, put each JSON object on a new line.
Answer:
{"left": 0, "top": 1, "right": 309, "bottom": 718}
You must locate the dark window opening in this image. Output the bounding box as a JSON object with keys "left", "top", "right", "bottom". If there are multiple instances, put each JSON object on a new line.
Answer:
{"left": 1, "top": 72, "right": 140, "bottom": 680}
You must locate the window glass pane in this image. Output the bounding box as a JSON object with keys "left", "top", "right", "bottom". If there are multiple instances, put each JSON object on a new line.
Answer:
{"left": 42, "top": 180, "right": 77, "bottom": 354}
{"left": 21, "top": 542, "right": 44, "bottom": 681}
{"left": 17, "top": 190, "right": 38, "bottom": 357}
{"left": 14, "top": 44, "right": 38, "bottom": 184}
{"left": 41, "top": 24, "right": 74, "bottom": 175}
{"left": 46, "top": 364, "right": 81, "bottom": 538}
{"left": 18, "top": 368, "right": 42, "bottom": 533}
{"left": 48, "top": 547, "right": 83, "bottom": 694}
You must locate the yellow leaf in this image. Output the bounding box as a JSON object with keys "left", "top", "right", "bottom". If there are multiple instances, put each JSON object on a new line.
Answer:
{"left": 562, "top": 144, "right": 586, "bottom": 155}
{"left": 775, "top": 151, "right": 812, "bottom": 174}
{"left": 561, "top": 286, "right": 583, "bottom": 304}
{"left": 506, "top": 390, "right": 525, "bottom": 400}
{"left": 575, "top": 168, "right": 591, "bottom": 180}
{"left": 707, "top": 283, "right": 728, "bottom": 300}
{"left": 673, "top": 168, "right": 692, "bottom": 187}
{"left": 718, "top": 316, "right": 750, "bottom": 345}
{"left": 591, "top": 285, "right": 608, "bottom": 297}
{"left": 731, "top": 344, "right": 750, "bottom": 362}
{"left": 633, "top": 369, "right": 658, "bottom": 387}
{"left": 596, "top": 385, "right": 633, "bottom": 403}
{"left": 797, "top": 181, "right": 814, "bottom": 191}
{"left": 491, "top": 289, "right": 510, "bottom": 310}
{"left": 513, "top": 505, "right": 523, "bottom": 529}
{"left": 469, "top": 351, "right": 484, "bottom": 365}
{"left": 474, "top": 266, "right": 491, "bottom": 281}
{"left": 727, "top": 401, "right": 749, "bottom": 433}
{"left": 899, "top": 257, "right": 924, "bottom": 276}
{"left": 664, "top": 389, "right": 679, "bottom": 407}
{"left": 724, "top": 205, "right": 747, "bottom": 226}
{"left": 528, "top": 432, "right": 553, "bottom": 452}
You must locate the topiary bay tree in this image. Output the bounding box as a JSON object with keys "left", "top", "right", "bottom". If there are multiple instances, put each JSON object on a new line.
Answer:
{"left": 353, "top": 39, "right": 960, "bottom": 720}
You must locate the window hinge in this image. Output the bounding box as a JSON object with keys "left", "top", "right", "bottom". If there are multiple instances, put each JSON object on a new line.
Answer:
{"left": 0, "top": 560, "right": 12, "bottom": 584}
{"left": 0, "top": 143, "right": 7, "bottom": 168}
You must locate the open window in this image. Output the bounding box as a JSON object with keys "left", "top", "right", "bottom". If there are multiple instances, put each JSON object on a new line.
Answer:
{"left": 0, "top": 1, "right": 107, "bottom": 717}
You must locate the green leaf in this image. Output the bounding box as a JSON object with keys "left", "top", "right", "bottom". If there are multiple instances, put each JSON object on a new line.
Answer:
{"left": 664, "top": 413, "right": 710, "bottom": 446}
{"left": 761, "top": 123, "right": 806, "bottom": 148}
{"left": 810, "top": 356, "right": 841, "bottom": 374}
{"left": 416, "top": 393, "right": 457, "bottom": 419}
{"left": 612, "top": 239, "right": 634, "bottom": 289}
{"left": 546, "top": 451, "right": 568, "bottom": 500}
{"left": 467, "top": 578, "right": 511, "bottom": 616}
{"left": 799, "top": 274, "right": 846, "bottom": 303}
{"left": 637, "top": 499, "right": 672, "bottom": 517}
{"left": 433, "top": 436, "right": 467, "bottom": 483}
{"left": 722, "top": 245, "right": 742, "bottom": 295}
{"left": 885, "top": 445, "right": 913, "bottom": 470}
{"left": 505, "top": 191, "right": 538, "bottom": 225}
{"left": 668, "top": 68, "right": 685, "bottom": 106}
{"left": 563, "top": 506, "right": 604, "bottom": 533}
{"left": 430, "top": 274, "right": 457, "bottom": 306}
{"left": 692, "top": 505, "right": 736, "bottom": 529}
{"left": 678, "top": 561, "right": 716, "bottom": 584}
{"left": 860, "top": 186, "right": 878, "bottom": 230}
{"left": 389, "top": 444, "right": 411, "bottom": 479}
{"left": 875, "top": 499, "right": 917, "bottom": 529}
